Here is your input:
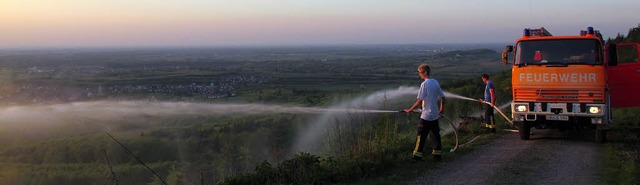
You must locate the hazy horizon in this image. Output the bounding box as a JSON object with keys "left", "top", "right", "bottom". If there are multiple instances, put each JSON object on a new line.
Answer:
{"left": 2, "top": 0, "right": 639, "bottom": 48}
{"left": 0, "top": 43, "right": 512, "bottom": 51}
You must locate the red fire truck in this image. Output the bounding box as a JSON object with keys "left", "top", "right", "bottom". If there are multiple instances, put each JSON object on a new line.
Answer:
{"left": 503, "top": 26, "right": 640, "bottom": 142}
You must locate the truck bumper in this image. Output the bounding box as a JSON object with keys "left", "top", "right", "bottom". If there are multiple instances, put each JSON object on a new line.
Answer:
{"left": 511, "top": 102, "right": 607, "bottom": 124}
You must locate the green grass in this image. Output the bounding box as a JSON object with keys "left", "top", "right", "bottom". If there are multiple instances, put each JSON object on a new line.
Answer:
{"left": 603, "top": 128, "right": 640, "bottom": 185}
{"left": 603, "top": 107, "right": 640, "bottom": 184}
{"left": 604, "top": 140, "right": 640, "bottom": 184}
{"left": 217, "top": 114, "right": 510, "bottom": 185}
{"left": 352, "top": 119, "right": 510, "bottom": 185}
{"left": 0, "top": 161, "right": 180, "bottom": 185}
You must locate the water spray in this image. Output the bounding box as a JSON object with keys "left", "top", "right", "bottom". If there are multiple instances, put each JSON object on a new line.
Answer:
{"left": 293, "top": 86, "right": 418, "bottom": 152}
{"left": 443, "top": 92, "right": 478, "bottom": 102}
{"left": 0, "top": 101, "right": 400, "bottom": 126}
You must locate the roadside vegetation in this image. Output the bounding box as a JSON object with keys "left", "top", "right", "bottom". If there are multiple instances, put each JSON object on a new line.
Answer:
{"left": 605, "top": 108, "right": 640, "bottom": 185}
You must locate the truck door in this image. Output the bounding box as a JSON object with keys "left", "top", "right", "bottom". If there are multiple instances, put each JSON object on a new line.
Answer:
{"left": 608, "top": 43, "right": 640, "bottom": 107}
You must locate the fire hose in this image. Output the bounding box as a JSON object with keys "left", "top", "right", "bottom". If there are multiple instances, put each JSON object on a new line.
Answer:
{"left": 438, "top": 113, "right": 460, "bottom": 152}
{"left": 399, "top": 110, "right": 459, "bottom": 152}
{"left": 399, "top": 101, "right": 515, "bottom": 153}
{"left": 478, "top": 100, "right": 516, "bottom": 128}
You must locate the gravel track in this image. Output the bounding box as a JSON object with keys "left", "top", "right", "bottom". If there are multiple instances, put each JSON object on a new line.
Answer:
{"left": 408, "top": 129, "right": 604, "bottom": 185}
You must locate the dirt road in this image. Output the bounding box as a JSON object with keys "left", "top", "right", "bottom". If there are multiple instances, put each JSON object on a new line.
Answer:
{"left": 409, "top": 129, "right": 604, "bottom": 185}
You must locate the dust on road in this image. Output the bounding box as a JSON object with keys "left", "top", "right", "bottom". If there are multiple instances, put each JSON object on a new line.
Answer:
{"left": 409, "top": 129, "right": 604, "bottom": 185}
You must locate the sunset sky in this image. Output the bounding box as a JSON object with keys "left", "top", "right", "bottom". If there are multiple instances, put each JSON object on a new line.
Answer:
{"left": 1, "top": 0, "right": 639, "bottom": 47}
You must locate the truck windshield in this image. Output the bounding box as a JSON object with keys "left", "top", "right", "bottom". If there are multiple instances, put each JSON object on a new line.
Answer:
{"left": 515, "top": 39, "right": 602, "bottom": 65}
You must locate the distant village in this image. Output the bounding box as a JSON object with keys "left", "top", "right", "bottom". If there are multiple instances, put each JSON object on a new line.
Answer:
{"left": 1, "top": 65, "right": 271, "bottom": 104}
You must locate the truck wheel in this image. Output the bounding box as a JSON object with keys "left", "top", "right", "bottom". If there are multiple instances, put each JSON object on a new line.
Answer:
{"left": 596, "top": 127, "right": 607, "bottom": 143}
{"left": 518, "top": 121, "right": 531, "bottom": 140}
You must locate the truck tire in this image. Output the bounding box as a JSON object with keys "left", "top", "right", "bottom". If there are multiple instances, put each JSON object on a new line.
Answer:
{"left": 518, "top": 121, "right": 531, "bottom": 140}
{"left": 596, "top": 126, "right": 607, "bottom": 143}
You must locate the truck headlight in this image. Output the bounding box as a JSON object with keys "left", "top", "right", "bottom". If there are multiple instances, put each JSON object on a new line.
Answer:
{"left": 588, "top": 106, "right": 601, "bottom": 114}
{"left": 516, "top": 105, "right": 528, "bottom": 112}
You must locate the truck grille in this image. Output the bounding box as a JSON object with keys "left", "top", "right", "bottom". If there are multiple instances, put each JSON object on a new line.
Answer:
{"left": 513, "top": 88, "right": 605, "bottom": 103}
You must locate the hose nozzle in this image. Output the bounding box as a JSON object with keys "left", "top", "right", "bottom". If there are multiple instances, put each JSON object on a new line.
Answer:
{"left": 400, "top": 108, "right": 421, "bottom": 113}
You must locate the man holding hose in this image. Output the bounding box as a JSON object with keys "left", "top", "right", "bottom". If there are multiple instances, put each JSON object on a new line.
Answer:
{"left": 404, "top": 64, "right": 445, "bottom": 162}
{"left": 479, "top": 74, "right": 497, "bottom": 133}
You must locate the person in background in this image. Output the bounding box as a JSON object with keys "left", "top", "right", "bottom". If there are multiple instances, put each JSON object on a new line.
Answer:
{"left": 404, "top": 64, "right": 445, "bottom": 162}
{"left": 501, "top": 49, "right": 509, "bottom": 64}
{"left": 479, "top": 74, "right": 496, "bottom": 133}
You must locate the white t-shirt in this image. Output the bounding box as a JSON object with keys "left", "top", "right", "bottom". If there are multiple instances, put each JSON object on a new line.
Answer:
{"left": 417, "top": 78, "right": 444, "bottom": 121}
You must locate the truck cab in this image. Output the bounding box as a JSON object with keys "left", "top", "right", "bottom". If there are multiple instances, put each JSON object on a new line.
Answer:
{"left": 504, "top": 27, "right": 639, "bottom": 141}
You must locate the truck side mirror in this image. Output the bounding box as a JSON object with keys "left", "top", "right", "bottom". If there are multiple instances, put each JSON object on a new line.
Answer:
{"left": 607, "top": 44, "right": 618, "bottom": 66}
